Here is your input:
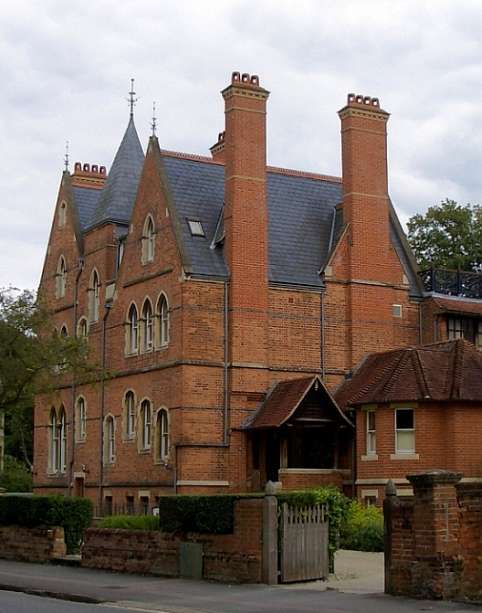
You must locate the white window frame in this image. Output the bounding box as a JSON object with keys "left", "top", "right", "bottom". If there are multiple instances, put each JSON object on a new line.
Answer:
{"left": 140, "top": 400, "right": 151, "bottom": 450}
{"left": 142, "top": 215, "right": 155, "bottom": 263}
{"left": 157, "top": 294, "right": 169, "bottom": 348}
{"left": 49, "top": 409, "right": 58, "bottom": 473}
{"left": 59, "top": 408, "right": 67, "bottom": 473}
{"left": 58, "top": 201, "right": 67, "bottom": 228}
{"left": 157, "top": 409, "right": 169, "bottom": 462}
{"left": 366, "top": 410, "right": 376, "bottom": 455}
{"left": 142, "top": 299, "right": 153, "bottom": 352}
{"left": 76, "top": 397, "right": 86, "bottom": 442}
{"left": 124, "top": 391, "right": 136, "bottom": 439}
{"left": 89, "top": 270, "right": 100, "bottom": 323}
{"left": 395, "top": 408, "right": 415, "bottom": 454}
{"left": 127, "top": 304, "right": 139, "bottom": 354}
{"left": 56, "top": 256, "right": 67, "bottom": 298}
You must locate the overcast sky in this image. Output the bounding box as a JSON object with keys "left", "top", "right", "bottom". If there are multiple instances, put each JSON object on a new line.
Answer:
{"left": 2, "top": 0, "right": 482, "bottom": 290}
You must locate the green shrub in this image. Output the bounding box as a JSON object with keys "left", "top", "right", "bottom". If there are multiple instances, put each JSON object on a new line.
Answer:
{"left": 340, "top": 501, "right": 384, "bottom": 552}
{"left": 157, "top": 494, "right": 236, "bottom": 534}
{"left": 99, "top": 515, "right": 160, "bottom": 531}
{"left": 277, "top": 486, "right": 350, "bottom": 566}
{"left": 0, "top": 456, "right": 32, "bottom": 492}
{"left": 0, "top": 495, "right": 93, "bottom": 554}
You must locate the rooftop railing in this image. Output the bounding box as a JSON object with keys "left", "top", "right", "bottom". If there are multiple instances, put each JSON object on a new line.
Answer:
{"left": 419, "top": 267, "right": 482, "bottom": 299}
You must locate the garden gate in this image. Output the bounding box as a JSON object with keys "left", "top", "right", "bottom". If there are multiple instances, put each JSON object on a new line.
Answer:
{"left": 279, "top": 502, "right": 329, "bottom": 582}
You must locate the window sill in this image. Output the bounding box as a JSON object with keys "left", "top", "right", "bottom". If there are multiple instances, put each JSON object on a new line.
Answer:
{"left": 75, "top": 438, "right": 86, "bottom": 445}
{"left": 141, "top": 347, "right": 154, "bottom": 354}
{"left": 361, "top": 454, "right": 378, "bottom": 461}
{"left": 122, "top": 435, "right": 136, "bottom": 443}
{"left": 154, "top": 459, "right": 170, "bottom": 466}
{"left": 390, "top": 453, "right": 419, "bottom": 460}
{"left": 155, "top": 343, "right": 169, "bottom": 351}
{"left": 138, "top": 448, "right": 151, "bottom": 455}
{"left": 125, "top": 350, "right": 139, "bottom": 358}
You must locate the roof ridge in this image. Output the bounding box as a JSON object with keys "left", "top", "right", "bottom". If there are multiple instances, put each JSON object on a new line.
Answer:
{"left": 160, "top": 148, "right": 342, "bottom": 183}
{"left": 412, "top": 348, "right": 431, "bottom": 398}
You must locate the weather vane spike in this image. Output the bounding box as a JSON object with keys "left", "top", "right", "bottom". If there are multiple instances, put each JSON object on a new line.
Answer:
{"left": 128, "top": 78, "right": 138, "bottom": 118}
{"left": 151, "top": 101, "right": 157, "bottom": 136}
{"left": 64, "top": 140, "right": 70, "bottom": 171}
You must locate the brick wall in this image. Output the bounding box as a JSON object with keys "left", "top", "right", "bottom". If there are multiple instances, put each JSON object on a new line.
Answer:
{"left": 0, "top": 526, "right": 66, "bottom": 562}
{"left": 279, "top": 469, "right": 349, "bottom": 491}
{"left": 82, "top": 497, "right": 264, "bottom": 583}
{"left": 385, "top": 470, "right": 482, "bottom": 602}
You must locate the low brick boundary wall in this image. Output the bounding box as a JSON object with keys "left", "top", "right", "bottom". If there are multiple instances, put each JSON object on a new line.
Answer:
{"left": 0, "top": 526, "right": 66, "bottom": 562}
{"left": 82, "top": 497, "right": 265, "bottom": 583}
{"left": 384, "top": 471, "right": 482, "bottom": 602}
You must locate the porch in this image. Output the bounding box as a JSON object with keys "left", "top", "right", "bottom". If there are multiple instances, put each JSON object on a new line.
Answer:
{"left": 246, "top": 376, "right": 354, "bottom": 492}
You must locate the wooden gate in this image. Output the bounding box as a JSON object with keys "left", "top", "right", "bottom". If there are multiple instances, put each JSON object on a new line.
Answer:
{"left": 279, "top": 503, "right": 329, "bottom": 582}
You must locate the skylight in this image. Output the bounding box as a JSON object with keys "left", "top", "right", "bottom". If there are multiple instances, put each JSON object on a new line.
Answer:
{"left": 187, "top": 219, "right": 205, "bottom": 237}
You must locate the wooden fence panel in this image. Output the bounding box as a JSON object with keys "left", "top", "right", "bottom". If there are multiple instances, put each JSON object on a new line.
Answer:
{"left": 280, "top": 503, "right": 328, "bottom": 583}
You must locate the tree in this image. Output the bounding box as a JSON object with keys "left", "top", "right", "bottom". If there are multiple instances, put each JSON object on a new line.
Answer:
{"left": 407, "top": 199, "right": 482, "bottom": 272}
{"left": 0, "top": 288, "right": 97, "bottom": 472}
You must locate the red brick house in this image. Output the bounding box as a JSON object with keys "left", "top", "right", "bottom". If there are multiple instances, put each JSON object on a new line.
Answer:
{"left": 336, "top": 339, "right": 482, "bottom": 505}
{"left": 33, "top": 72, "right": 482, "bottom": 509}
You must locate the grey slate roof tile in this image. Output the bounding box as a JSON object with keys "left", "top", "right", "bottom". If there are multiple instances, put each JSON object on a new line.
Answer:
{"left": 72, "top": 186, "right": 101, "bottom": 231}
{"left": 89, "top": 117, "right": 144, "bottom": 228}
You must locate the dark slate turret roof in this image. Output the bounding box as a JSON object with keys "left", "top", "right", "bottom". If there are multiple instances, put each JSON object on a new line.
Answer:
{"left": 88, "top": 117, "right": 144, "bottom": 229}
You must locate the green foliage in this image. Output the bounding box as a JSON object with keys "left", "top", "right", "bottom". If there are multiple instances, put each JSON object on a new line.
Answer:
{"left": 0, "top": 495, "right": 93, "bottom": 554}
{"left": 277, "top": 486, "right": 350, "bottom": 563}
{"left": 340, "top": 501, "right": 384, "bottom": 552}
{"left": 157, "top": 494, "right": 236, "bottom": 534}
{"left": 0, "top": 455, "right": 32, "bottom": 492}
{"left": 99, "top": 515, "right": 160, "bottom": 531}
{"left": 0, "top": 288, "right": 98, "bottom": 469}
{"left": 407, "top": 199, "right": 482, "bottom": 272}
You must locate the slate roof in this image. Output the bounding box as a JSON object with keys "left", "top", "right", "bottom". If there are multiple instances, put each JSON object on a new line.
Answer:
{"left": 88, "top": 117, "right": 144, "bottom": 229}
{"left": 430, "top": 295, "right": 482, "bottom": 316}
{"left": 335, "top": 339, "right": 482, "bottom": 408}
{"left": 72, "top": 186, "right": 101, "bottom": 231}
{"left": 246, "top": 375, "right": 353, "bottom": 429}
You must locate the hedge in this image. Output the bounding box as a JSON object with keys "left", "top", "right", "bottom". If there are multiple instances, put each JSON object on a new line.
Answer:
{"left": 0, "top": 495, "right": 93, "bottom": 554}
{"left": 339, "top": 501, "right": 384, "bottom": 552}
{"left": 99, "top": 515, "right": 160, "bottom": 531}
{"left": 156, "top": 494, "right": 238, "bottom": 534}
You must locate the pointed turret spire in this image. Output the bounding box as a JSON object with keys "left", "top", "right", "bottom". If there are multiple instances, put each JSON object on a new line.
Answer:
{"left": 88, "top": 110, "right": 144, "bottom": 229}
{"left": 151, "top": 101, "right": 157, "bottom": 137}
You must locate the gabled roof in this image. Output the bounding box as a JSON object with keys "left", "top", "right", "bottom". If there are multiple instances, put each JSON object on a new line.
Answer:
{"left": 335, "top": 339, "right": 482, "bottom": 408}
{"left": 88, "top": 117, "right": 144, "bottom": 229}
{"left": 245, "top": 375, "right": 353, "bottom": 429}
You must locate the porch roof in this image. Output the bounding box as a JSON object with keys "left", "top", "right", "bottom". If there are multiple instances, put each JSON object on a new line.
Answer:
{"left": 245, "top": 375, "right": 353, "bottom": 430}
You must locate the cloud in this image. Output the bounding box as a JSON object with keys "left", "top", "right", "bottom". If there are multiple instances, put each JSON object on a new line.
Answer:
{"left": 2, "top": 0, "right": 482, "bottom": 289}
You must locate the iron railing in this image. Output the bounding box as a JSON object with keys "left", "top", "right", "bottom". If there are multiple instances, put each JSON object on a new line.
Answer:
{"left": 419, "top": 267, "right": 482, "bottom": 299}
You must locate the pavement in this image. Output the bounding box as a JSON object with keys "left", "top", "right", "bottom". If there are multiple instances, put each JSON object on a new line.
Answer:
{"left": 0, "top": 552, "right": 477, "bottom": 613}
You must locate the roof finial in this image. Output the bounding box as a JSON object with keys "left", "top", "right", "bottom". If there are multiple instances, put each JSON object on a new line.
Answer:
{"left": 128, "top": 78, "right": 137, "bottom": 118}
{"left": 151, "top": 101, "right": 157, "bottom": 136}
{"left": 64, "top": 140, "right": 70, "bottom": 171}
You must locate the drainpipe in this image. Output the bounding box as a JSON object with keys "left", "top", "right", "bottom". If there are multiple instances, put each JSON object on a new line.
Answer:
{"left": 98, "top": 301, "right": 112, "bottom": 512}
{"left": 320, "top": 288, "right": 325, "bottom": 379}
{"left": 223, "top": 280, "right": 229, "bottom": 444}
{"left": 68, "top": 258, "right": 84, "bottom": 496}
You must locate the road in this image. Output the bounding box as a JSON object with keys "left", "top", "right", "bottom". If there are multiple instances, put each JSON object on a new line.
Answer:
{"left": 0, "top": 560, "right": 477, "bottom": 613}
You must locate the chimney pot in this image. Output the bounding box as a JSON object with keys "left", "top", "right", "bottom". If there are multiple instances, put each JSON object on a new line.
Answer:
{"left": 242, "top": 73, "right": 250, "bottom": 83}
{"left": 232, "top": 71, "right": 240, "bottom": 83}
{"left": 75, "top": 162, "right": 81, "bottom": 171}
{"left": 250, "top": 75, "right": 259, "bottom": 86}
{"left": 100, "top": 166, "right": 106, "bottom": 175}
{"left": 83, "top": 163, "right": 90, "bottom": 172}
{"left": 92, "top": 164, "right": 98, "bottom": 172}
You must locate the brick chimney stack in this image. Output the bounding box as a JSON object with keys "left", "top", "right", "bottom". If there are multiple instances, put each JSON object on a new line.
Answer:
{"left": 71, "top": 162, "right": 107, "bottom": 189}
{"left": 222, "top": 71, "right": 270, "bottom": 369}
{"left": 338, "top": 94, "right": 391, "bottom": 282}
{"left": 210, "top": 131, "right": 226, "bottom": 162}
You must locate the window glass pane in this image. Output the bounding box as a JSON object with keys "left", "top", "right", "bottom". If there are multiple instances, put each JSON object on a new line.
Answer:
{"left": 396, "top": 430, "right": 415, "bottom": 452}
{"left": 396, "top": 409, "right": 413, "bottom": 429}
{"left": 367, "top": 411, "right": 375, "bottom": 430}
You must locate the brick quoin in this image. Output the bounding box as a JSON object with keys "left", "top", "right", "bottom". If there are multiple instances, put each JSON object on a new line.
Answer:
{"left": 33, "top": 73, "right": 480, "bottom": 510}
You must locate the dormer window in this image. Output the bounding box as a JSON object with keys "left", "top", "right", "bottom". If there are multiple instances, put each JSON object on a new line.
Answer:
{"left": 187, "top": 219, "right": 205, "bottom": 237}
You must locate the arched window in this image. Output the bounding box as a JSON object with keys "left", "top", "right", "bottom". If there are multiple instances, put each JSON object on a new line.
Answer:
{"left": 142, "top": 215, "right": 155, "bottom": 263}
{"left": 59, "top": 201, "right": 67, "bottom": 228}
{"left": 140, "top": 399, "right": 151, "bottom": 450}
{"left": 126, "top": 304, "right": 138, "bottom": 354}
{"left": 60, "top": 324, "right": 68, "bottom": 337}
{"left": 59, "top": 407, "right": 67, "bottom": 473}
{"left": 88, "top": 270, "right": 100, "bottom": 323}
{"left": 124, "top": 391, "right": 136, "bottom": 439}
{"left": 77, "top": 317, "right": 88, "bottom": 338}
{"left": 56, "top": 256, "right": 67, "bottom": 298}
{"left": 76, "top": 397, "right": 86, "bottom": 441}
{"left": 142, "top": 299, "right": 153, "bottom": 352}
{"left": 156, "top": 294, "right": 169, "bottom": 347}
{"left": 156, "top": 409, "right": 169, "bottom": 462}
{"left": 104, "top": 415, "right": 115, "bottom": 464}
{"left": 49, "top": 409, "right": 59, "bottom": 473}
